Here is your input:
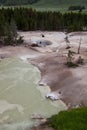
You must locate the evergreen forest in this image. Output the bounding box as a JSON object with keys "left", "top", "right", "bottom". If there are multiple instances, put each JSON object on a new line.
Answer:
{"left": 0, "top": 7, "right": 87, "bottom": 32}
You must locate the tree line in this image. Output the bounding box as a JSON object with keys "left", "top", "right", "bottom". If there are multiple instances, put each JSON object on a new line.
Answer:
{"left": 0, "top": 7, "right": 87, "bottom": 36}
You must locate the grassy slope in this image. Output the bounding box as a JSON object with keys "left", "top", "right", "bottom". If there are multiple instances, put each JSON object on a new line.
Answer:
{"left": 31, "top": 0, "right": 87, "bottom": 11}
{"left": 34, "top": 0, "right": 87, "bottom": 6}
{"left": 50, "top": 107, "right": 87, "bottom": 130}
{"left": 1, "top": 0, "right": 87, "bottom": 11}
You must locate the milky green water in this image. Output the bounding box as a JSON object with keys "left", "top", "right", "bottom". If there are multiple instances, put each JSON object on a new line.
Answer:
{"left": 0, "top": 58, "right": 66, "bottom": 130}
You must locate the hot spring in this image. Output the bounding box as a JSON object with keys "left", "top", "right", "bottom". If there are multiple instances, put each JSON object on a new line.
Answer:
{"left": 0, "top": 58, "right": 66, "bottom": 130}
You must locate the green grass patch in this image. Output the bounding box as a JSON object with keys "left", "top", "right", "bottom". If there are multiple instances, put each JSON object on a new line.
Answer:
{"left": 0, "top": 4, "right": 87, "bottom": 12}
{"left": 0, "top": 0, "right": 87, "bottom": 12}
{"left": 0, "top": 5, "right": 68, "bottom": 12}
{"left": 50, "top": 107, "right": 87, "bottom": 130}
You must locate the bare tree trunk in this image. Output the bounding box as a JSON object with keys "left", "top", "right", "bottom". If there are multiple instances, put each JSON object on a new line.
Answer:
{"left": 64, "top": 34, "right": 71, "bottom": 49}
{"left": 78, "top": 37, "right": 81, "bottom": 54}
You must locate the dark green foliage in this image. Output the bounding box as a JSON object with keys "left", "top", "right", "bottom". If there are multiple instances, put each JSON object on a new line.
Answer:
{"left": 63, "top": 12, "right": 86, "bottom": 32}
{"left": 0, "top": 13, "right": 24, "bottom": 46}
{"left": 0, "top": 8, "right": 87, "bottom": 39}
{"left": 3, "top": 20, "right": 18, "bottom": 45}
{"left": 50, "top": 107, "right": 87, "bottom": 130}
{"left": 17, "top": 36, "right": 24, "bottom": 44}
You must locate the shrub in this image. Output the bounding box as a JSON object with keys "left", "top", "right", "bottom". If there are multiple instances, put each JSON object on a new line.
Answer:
{"left": 17, "top": 36, "right": 24, "bottom": 44}
{"left": 66, "top": 61, "right": 78, "bottom": 68}
{"left": 50, "top": 107, "right": 87, "bottom": 130}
